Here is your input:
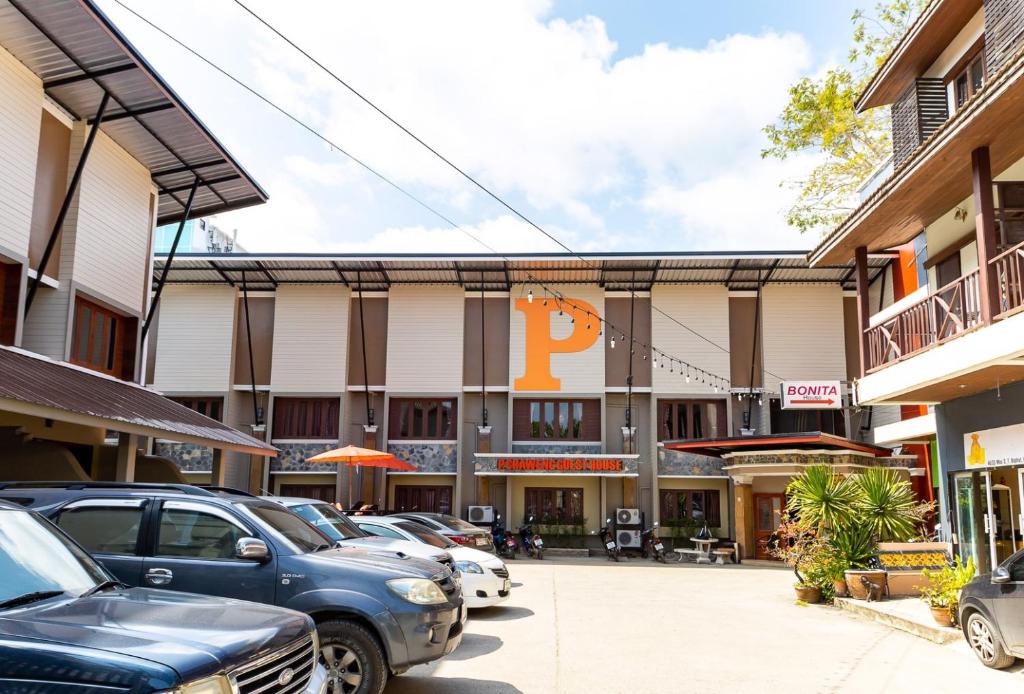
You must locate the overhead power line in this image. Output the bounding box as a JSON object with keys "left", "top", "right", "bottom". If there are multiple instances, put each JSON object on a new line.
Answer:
{"left": 229, "top": 0, "right": 786, "bottom": 384}
{"left": 114, "top": 0, "right": 770, "bottom": 390}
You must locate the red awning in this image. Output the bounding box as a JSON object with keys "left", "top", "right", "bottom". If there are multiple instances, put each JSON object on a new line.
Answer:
{"left": 662, "top": 432, "right": 892, "bottom": 459}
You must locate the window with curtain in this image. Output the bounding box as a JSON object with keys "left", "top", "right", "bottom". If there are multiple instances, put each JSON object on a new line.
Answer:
{"left": 657, "top": 400, "right": 726, "bottom": 441}
{"left": 272, "top": 397, "right": 340, "bottom": 439}
{"left": 513, "top": 399, "right": 598, "bottom": 441}
{"left": 524, "top": 487, "right": 584, "bottom": 523}
{"left": 659, "top": 489, "right": 721, "bottom": 528}
{"left": 388, "top": 399, "right": 457, "bottom": 440}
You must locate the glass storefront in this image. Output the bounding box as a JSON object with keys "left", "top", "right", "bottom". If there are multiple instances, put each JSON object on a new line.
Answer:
{"left": 953, "top": 468, "right": 1024, "bottom": 573}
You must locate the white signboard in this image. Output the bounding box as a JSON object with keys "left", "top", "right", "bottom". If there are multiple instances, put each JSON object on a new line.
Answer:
{"left": 780, "top": 381, "right": 842, "bottom": 410}
{"left": 964, "top": 422, "right": 1024, "bottom": 468}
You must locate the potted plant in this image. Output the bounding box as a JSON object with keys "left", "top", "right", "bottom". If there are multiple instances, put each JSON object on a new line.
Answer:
{"left": 770, "top": 516, "right": 830, "bottom": 603}
{"left": 919, "top": 556, "right": 976, "bottom": 627}
{"left": 830, "top": 522, "right": 877, "bottom": 599}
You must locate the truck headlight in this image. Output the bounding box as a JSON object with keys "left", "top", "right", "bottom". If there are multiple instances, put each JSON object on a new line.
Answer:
{"left": 454, "top": 560, "right": 483, "bottom": 574}
{"left": 385, "top": 578, "right": 448, "bottom": 605}
{"left": 179, "top": 675, "right": 232, "bottom": 694}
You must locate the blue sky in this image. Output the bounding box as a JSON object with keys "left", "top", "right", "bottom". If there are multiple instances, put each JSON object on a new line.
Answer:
{"left": 99, "top": 0, "right": 866, "bottom": 254}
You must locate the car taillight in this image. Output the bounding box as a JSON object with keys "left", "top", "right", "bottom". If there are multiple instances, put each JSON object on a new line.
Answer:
{"left": 450, "top": 535, "right": 471, "bottom": 544}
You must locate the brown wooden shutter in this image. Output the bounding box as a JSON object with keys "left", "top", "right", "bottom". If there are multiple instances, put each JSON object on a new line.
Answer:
{"left": 512, "top": 399, "right": 532, "bottom": 440}
{"left": 715, "top": 402, "right": 728, "bottom": 438}
{"left": 704, "top": 490, "right": 721, "bottom": 528}
{"left": 581, "top": 399, "right": 601, "bottom": 440}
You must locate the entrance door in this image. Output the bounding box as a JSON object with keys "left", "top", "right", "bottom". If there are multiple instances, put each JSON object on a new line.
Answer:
{"left": 394, "top": 485, "right": 453, "bottom": 514}
{"left": 754, "top": 493, "right": 784, "bottom": 560}
{"left": 954, "top": 471, "right": 994, "bottom": 573}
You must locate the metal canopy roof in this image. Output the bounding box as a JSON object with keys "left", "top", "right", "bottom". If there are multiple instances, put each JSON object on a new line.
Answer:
{"left": 662, "top": 432, "right": 892, "bottom": 459}
{"left": 153, "top": 252, "right": 891, "bottom": 293}
{"left": 0, "top": 347, "right": 276, "bottom": 456}
{"left": 0, "top": 0, "right": 267, "bottom": 226}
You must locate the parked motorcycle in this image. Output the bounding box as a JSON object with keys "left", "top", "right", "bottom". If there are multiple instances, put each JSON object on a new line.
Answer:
{"left": 598, "top": 518, "right": 620, "bottom": 562}
{"left": 492, "top": 514, "right": 518, "bottom": 559}
{"left": 519, "top": 515, "right": 544, "bottom": 560}
{"left": 641, "top": 521, "right": 668, "bottom": 563}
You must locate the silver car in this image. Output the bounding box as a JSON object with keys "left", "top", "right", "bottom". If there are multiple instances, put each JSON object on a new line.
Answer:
{"left": 264, "top": 497, "right": 456, "bottom": 572}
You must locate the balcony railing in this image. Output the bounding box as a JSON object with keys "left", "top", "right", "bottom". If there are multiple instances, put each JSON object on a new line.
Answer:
{"left": 992, "top": 239, "right": 1024, "bottom": 318}
{"left": 865, "top": 269, "right": 982, "bottom": 371}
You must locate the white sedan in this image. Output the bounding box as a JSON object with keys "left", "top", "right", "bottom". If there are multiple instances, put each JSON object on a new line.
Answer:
{"left": 355, "top": 516, "right": 511, "bottom": 609}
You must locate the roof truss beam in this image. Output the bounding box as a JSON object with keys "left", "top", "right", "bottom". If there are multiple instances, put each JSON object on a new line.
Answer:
{"left": 43, "top": 61, "right": 137, "bottom": 88}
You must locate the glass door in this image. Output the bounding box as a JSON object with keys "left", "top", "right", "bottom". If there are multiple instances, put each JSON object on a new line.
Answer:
{"left": 954, "top": 472, "right": 993, "bottom": 573}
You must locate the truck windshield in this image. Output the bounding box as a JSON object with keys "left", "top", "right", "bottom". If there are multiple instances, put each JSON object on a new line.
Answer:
{"left": 0, "top": 510, "right": 107, "bottom": 606}
{"left": 237, "top": 502, "right": 334, "bottom": 553}
{"left": 290, "top": 503, "right": 365, "bottom": 541}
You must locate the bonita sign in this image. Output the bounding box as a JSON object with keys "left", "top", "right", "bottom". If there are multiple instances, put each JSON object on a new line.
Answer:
{"left": 780, "top": 380, "right": 842, "bottom": 410}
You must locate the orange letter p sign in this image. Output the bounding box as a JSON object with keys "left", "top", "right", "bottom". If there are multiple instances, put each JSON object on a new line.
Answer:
{"left": 514, "top": 297, "right": 600, "bottom": 391}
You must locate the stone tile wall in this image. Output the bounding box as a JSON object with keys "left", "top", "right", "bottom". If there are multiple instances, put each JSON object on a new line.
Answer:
{"left": 270, "top": 441, "right": 340, "bottom": 472}
{"left": 387, "top": 442, "right": 458, "bottom": 473}
{"left": 156, "top": 442, "right": 212, "bottom": 472}
{"left": 657, "top": 448, "right": 727, "bottom": 477}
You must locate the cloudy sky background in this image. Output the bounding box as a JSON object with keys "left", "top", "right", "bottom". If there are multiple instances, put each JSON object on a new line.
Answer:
{"left": 96, "top": 0, "right": 862, "bottom": 254}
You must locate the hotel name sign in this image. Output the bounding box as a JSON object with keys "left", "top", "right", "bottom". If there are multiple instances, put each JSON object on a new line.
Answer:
{"left": 475, "top": 454, "right": 639, "bottom": 476}
{"left": 965, "top": 422, "right": 1024, "bottom": 468}
{"left": 514, "top": 296, "right": 600, "bottom": 392}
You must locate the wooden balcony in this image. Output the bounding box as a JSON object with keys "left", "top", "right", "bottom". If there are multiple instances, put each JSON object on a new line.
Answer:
{"left": 993, "top": 238, "right": 1024, "bottom": 318}
{"left": 864, "top": 270, "right": 982, "bottom": 371}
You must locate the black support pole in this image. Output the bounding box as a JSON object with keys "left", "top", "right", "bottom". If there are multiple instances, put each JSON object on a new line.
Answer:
{"left": 241, "top": 270, "right": 261, "bottom": 427}
{"left": 358, "top": 271, "right": 372, "bottom": 426}
{"left": 480, "top": 271, "right": 487, "bottom": 427}
{"left": 745, "top": 270, "right": 763, "bottom": 429}
{"left": 142, "top": 179, "right": 199, "bottom": 339}
{"left": 626, "top": 271, "right": 636, "bottom": 454}
{"left": 25, "top": 91, "right": 110, "bottom": 314}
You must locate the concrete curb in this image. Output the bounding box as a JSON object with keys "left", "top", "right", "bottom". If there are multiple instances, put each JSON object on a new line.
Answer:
{"left": 541, "top": 547, "right": 590, "bottom": 558}
{"left": 834, "top": 597, "right": 963, "bottom": 645}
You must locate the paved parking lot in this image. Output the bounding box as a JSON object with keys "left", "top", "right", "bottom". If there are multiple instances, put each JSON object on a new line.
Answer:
{"left": 386, "top": 558, "right": 1023, "bottom": 693}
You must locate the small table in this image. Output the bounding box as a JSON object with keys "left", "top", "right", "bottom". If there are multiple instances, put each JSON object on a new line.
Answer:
{"left": 690, "top": 537, "right": 718, "bottom": 564}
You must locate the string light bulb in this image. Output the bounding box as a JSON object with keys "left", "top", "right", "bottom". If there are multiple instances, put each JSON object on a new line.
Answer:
{"left": 685, "top": 368, "right": 690, "bottom": 384}
{"left": 652, "top": 355, "right": 658, "bottom": 369}
{"left": 527, "top": 289, "right": 533, "bottom": 304}
{"left": 610, "top": 336, "right": 616, "bottom": 349}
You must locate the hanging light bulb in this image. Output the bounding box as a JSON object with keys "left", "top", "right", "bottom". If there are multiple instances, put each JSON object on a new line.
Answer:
{"left": 642, "top": 352, "right": 647, "bottom": 361}
{"left": 527, "top": 289, "right": 534, "bottom": 304}
{"left": 758, "top": 395, "right": 763, "bottom": 406}
{"left": 610, "top": 336, "right": 616, "bottom": 349}
{"left": 714, "top": 381, "right": 719, "bottom": 393}
{"left": 652, "top": 355, "right": 658, "bottom": 369}
{"left": 685, "top": 367, "right": 690, "bottom": 384}
{"left": 569, "top": 315, "right": 575, "bottom": 324}
{"left": 669, "top": 361, "right": 674, "bottom": 373}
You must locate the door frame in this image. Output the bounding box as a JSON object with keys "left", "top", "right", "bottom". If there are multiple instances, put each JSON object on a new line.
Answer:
{"left": 753, "top": 493, "right": 785, "bottom": 560}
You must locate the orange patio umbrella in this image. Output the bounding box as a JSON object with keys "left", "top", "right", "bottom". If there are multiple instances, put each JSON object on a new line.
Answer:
{"left": 306, "top": 445, "right": 416, "bottom": 509}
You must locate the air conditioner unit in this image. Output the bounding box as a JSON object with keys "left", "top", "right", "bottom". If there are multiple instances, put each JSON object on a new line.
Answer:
{"left": 617, "top": 529, "right": 642, "bottom": 548}
{"left": 616, "top": 508, "right": 641, "bottom": 526}
{"left": 467, "top": 505, "right": 494, "bottom": 524}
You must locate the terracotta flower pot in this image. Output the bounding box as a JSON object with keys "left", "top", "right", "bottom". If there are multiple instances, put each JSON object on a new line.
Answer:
{"left": 929, "top": 606, "right": 955, "bottom": 628}
{"left": 794, "top": 584, "right": 822, "bottom": 603}
{"left": 844, "top": 569, "right": 887, "bottom": 600}
{"left": 833, "top": 579, "right": 848, "bottom": 597}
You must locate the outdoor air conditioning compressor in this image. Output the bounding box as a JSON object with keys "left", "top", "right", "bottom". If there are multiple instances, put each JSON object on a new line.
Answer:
{"left": 616, "top": 508, "right": 641, "bottom": 526}
{"left": 617, "top": 529, "right": 642, "bottom": 548}
{"left": 467, "top": 505, "right": 494, "bottom": 524}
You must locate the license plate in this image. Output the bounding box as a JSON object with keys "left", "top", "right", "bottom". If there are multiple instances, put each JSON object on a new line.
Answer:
{"left": 475, "top": 537, "right": 487, "bottom": 546}
{"left": 535, "top": 539, "right": 543, "bottom": 547}
{"left": 655, "top": 543, "right": 665, "bottom": 551}
{"left": 605, "top": 541, "right": 616, "bottom": 550}
{"left": 503, "top": 578, "right": 511, "bottom": 592}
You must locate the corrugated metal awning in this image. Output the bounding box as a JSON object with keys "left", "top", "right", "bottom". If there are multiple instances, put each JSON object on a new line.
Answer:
{"left": 0, "top": 0, "right": 267, "bottom": 225}
{"left": 0, "top": 347, "right": 276, "bottom": 457}
{"left": 153, "top": 252, "right": 891, "bottom": 292}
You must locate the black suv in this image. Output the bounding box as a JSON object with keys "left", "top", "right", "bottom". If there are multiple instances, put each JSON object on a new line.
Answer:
{"left": 0, "top": 483, "right": 465, "bottom": 694}
{"left": 0, "top": 499, "right": 328, "bottom": 692}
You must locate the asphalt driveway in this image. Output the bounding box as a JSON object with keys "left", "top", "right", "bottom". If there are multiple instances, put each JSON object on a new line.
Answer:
{"left": 385, "top": 558, "right": 1024, "bottom": 693}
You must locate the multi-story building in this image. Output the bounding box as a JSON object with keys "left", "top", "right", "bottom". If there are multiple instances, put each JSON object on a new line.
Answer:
{"left": 0, "top": 0, "right": 273, "bottom": 484}
{"left": 154, "top": 216, "right": 244, "bottom": 254}
{"left": 809, "top": 0, "right": 1024, "bottom": 572}
{"left": 147, "top": 251, "right": 925, "bottom": 558}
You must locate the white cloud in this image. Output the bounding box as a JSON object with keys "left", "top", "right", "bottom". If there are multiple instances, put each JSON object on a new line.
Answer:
{"left": 102, "top": 0, "right": 823, "bottom": 252}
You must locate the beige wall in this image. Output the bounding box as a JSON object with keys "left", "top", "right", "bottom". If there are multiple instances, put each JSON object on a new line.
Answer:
{"left": 72, "top": 130, "right": 153, "bottom": 315}
{"left": 761, "top": 284, "right": 846, "bottom": 391}
{"left": 272, "top": 285, "right": 350, "bottom": 393}
{"left": 508, "top": 475, "right": 602, "bottom": 533}
{"left": 0, "top": 43, "right": 42, "bottom": 261}
{"left": 509, "top": 284, "right": 604, "bottom": 395}
{"left": 29, "top": 110, "right": 70, "bottom": 277}
{"left": 387, "top": 286, "right": 463, "bottom": 392}
{"left": 153, "top": 285, "right": 236, "bottom": 392}
{"left": 651, "top": 285, "right": 729, "bottom": 394}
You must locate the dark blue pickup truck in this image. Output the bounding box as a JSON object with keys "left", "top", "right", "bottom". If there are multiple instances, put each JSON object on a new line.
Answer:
{"left": 1, "top": 483, "right": 465, "bottom": 694}
{"left": 0, "top": 499, "right": 328, "bottom": 693}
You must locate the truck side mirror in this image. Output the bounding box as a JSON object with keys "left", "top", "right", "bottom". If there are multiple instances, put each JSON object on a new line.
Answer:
{"left": 236, "top": 537, "right": 270, "bottom": 562}
{"left": 993, "top": 566, "right": 1011, "bottom": 584}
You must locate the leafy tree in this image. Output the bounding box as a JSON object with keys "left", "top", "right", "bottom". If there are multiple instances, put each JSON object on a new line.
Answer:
{"left": 762, "top": 1, "right": 927, "bottom": 234}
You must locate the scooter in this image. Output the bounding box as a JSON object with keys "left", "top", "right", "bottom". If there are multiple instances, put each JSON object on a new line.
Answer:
{"left": 598, "top": 518, "right": 620, "bottom": 562}
{"left": 492, "top": 514, "right": 518, "bottom": 559}
{"left": 519, "top": 515, "right": 544, "bottom": 560}
{"left": 641, "top": 521, "right": 668, "bottom": 563}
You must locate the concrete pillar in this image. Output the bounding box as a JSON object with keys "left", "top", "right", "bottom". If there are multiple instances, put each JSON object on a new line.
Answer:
{"left": 115, "top": 432, "right": 138, "bottom": 482}
{"left": 247, "top": 425, "right": 268, "bottom": 495}
{"left": 477, "top": 425, "right": 491, "bottom": 506}
{"left": 733, "top": 478, "right": 754, "bottom": 560}
{"left": 211, "top": 448, "right": 226, "bottom": 486}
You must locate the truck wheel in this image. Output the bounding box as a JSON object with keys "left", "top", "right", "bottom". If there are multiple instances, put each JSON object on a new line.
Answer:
{"left": 318, "top": 620, "right": 387, "bottom": 694}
